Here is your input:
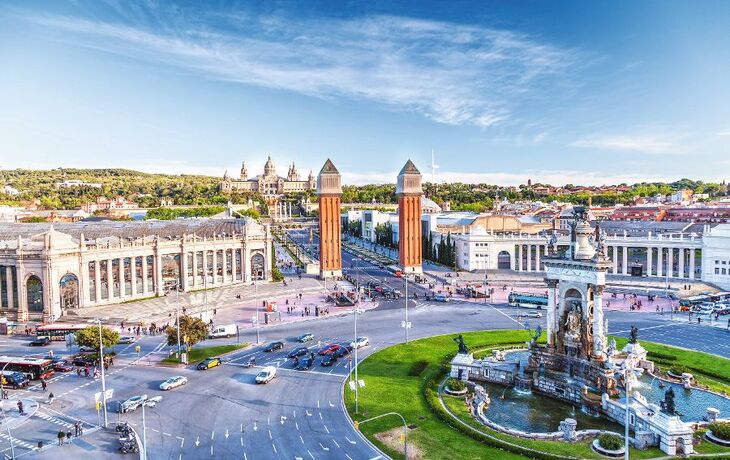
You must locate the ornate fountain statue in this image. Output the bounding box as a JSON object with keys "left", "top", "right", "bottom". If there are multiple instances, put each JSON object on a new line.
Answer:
{"left": 629, "top": 326, "right": 639, "bottom": 345}
{"left": 454, "top": 334, "right": 469, "bottom": 355}
{"left": 531, "top": 325, "right": 543, "bottom": 345}
{"left": 661, "top": 387, "right": 677, "bottom": 415}
{"left": 547, "top": 232, "right": 558, "bottom": 256}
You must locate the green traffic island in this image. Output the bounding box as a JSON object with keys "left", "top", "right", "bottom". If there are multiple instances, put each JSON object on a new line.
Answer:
{"left": 345, "top": 330, "right": 730, "bottom": 460}
{"left": 160, "top": 344, "right": 248, "bottom": 365}
{"left": 704, "top": 422, "right": 730, "bottom": 447}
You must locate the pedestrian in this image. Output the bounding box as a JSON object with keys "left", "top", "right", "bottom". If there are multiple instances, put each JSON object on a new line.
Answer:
{"left": 41, "top": 379, "right": 47, "bottom": 392}
{"left": 74, "top": 421, "right": 80, "bottom": 437}
{"left": 48, "top": 392, "right": 55, "bottom": 404}
{"left": 17, "top": 401, "right": 23, "bottom": 415}
{"left": 57, "top": 430, "right": 65, "bottom": 446}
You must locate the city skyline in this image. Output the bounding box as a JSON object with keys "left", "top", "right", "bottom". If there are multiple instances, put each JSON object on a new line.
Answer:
{"left": 1, "top": 1, "right": 729, "bottom": 185}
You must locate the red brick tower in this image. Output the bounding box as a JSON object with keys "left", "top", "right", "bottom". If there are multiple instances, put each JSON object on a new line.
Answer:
{"left": 317, "top": 159, "right": 342, "bottom": 279}
{"left": 397, "top": 160, "right": 423, "bottom": 274}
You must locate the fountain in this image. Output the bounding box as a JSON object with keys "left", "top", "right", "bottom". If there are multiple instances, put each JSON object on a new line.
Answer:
{"left": 450, "top": 210, "right": 730, "bottom": 456}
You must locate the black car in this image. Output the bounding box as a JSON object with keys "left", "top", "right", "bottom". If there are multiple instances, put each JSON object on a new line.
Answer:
{"left": 287, "top": 347, "right": 309, "bottom": 359}
{"left": 321, "top": 353, "right": 338, "bottom": 367}
{"left": 29, "top": 337, "right": 51, "bottom": 347}
{"left": 335, "top": 346, "right": 351, "bottom": 358}
{"left": 264, "top": 341, "right": 284, "bottom": 352}
{"left": 296, "top": 356, "right": 314, "bottom": 370}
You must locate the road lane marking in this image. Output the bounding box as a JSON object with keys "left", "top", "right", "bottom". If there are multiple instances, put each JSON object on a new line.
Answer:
{"left": 345, "top": 437, "right": 356, "bottom": 444}
{"left": 332, "top": 439, "right": 340, "bottom": 448}
{"left": 324, "top": 425, "right": 329, "bottom": 434}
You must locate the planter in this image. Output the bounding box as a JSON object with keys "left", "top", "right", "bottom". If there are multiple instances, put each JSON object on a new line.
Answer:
{"left": 591, "top": 439, "right": 625, "bottom": 458}
{"left": 705, "top": 431, "right": 730, "bottom": 447}
{"left": 445, "top": 387, "right": 468, "bottom": 396}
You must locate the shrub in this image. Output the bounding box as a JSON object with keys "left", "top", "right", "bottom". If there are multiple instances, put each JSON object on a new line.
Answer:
{"left": 708, "top": 422, "right": 730, "bottom": 441}
{"left": 598, "top": 433, "right": 624, "bottom": 451}
{"left": 669, "top": 365, "right": 689, "bottom": 376}
{"left": 446, "top": 377, "right": 466, "bottom": 391}
{"left": 407, "top": 360, "right": 429, "bottom": 377}
{"left": 647, "top": 351, "right": 677, "bottom": 362}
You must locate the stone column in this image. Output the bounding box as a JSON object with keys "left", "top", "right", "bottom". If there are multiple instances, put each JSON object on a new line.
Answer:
{"left": 517, "top": 246, "right": 523, "bottom": 271}
{"left": 656, "top": 248, "right": 663, "bottom": 277}
{"left": 181, "top": 251, "right": 189, "bottom": 291}
{"left": 202, "top": 251, "right": 209, "bottom": 286}
{"left": 592, "top": 285, "right": 605, "bottom": 359}
{"left": 318, "top": 159, "right": 344, "bottom": 278}
{"left": 536, "top": 245, "right": 541, "bottom": 271}
{"left": 396, "top": 160, "right": 423, "bottom": 274}
{"left": 107, "top": 258, "right": 114, "bottom": 300}
{"left": 91, "top": 261, "right": 99, "bottom": 303}
{"left": 510, "top": 248, "right": 515, "bottom": 271}
{"left": 612, "top": 247, "right": 618, "bottom": 274}
{"left": 221, "top": 250, "right": 228, "bottom": 284}
{"left": 240, "top": 248, "right": 247, "bottom": 282}
{"left": 689, "top": 249, "right": 696, "bottom": 280}
{"left": 191, "top": 251, "right": 197, "bottom": 287}
{"left": 678, "top": 248, "right": 685, "bottom": 279}
{"left": 526, "top": 245, "right": 532, "bottom": 272}
{"left": 211, "top": 250, "right": 217, "bottom": 285}
{"left": 622, "top": 246, "right": 629, "bottom": 275}
{"left": 142, "top": 256, "right": 149, "bottom": 294}
{"left": 130, "top": 257, "right": 138, "bottom": 297}
{"left": 154, "top": 250, "right": 164, "bottom": 296}
{"left": 15, "top": 269, "right": 27, "bottom": 322}
{"left": 118, "top": 258, "right": 126, "bottom": 299}
{"left": 646, "top": 248, "right": 653, "bottom": 277}
{"left": 5, "top": 266, "right": 14, "bottom": 311}
{"left": 667, "top": 248, "right": 674, "bottom": 278}
{"left": 546, "top": 279, "right": 558, "bottom": 348}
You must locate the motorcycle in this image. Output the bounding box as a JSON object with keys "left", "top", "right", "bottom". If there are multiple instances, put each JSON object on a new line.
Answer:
{"left": 243, "top": 357, "right": 256, "bottom": 368}
{"left": 119, "top": 442, "right": 139, "bottom": 454}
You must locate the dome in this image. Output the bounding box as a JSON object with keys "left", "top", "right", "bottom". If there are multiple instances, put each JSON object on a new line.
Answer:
{"left": 264, "top": 156, "right": 276, "bottom": 176}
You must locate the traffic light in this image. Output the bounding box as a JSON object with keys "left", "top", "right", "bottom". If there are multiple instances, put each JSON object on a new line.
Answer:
{"left": 135, "top": 345, "right": 141, "bottom": 354}
{"left": 400, "top": 433, "right": 405, "bottom": 442}
{"left": 95, "top": 401, "right": 101, "bottom": 412}
{"left": 353, "top": 421, "right": 359, "bottom": 430}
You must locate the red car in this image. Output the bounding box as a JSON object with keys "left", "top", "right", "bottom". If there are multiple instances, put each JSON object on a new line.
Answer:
{"left": 317, "top": 344, "right": 341, "bottom": 356}
{"left": 53, "top": 361, "right": 75, "bottom": 372}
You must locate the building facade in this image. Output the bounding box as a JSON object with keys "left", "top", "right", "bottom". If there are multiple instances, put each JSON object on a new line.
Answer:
{"left": 0, "top": 219, "right": 272, "bottom": 323}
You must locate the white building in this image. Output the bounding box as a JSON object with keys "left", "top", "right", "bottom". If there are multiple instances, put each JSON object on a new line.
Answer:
{"left": 2, "top": 185, "right": 19, "bottom": 196}
{"left": 701, "top": 223, "right": 730, "bottom": 289}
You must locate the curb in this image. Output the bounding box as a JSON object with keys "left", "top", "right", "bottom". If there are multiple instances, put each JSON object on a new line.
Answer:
{"left": 340, "top": 372, "right": 392, "bottom": 460}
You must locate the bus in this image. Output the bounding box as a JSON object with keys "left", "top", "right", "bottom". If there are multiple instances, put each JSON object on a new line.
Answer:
{"left": 36, "top": 323, "right": 89, "bottom": 342}
{"left": 508, "top": 292, "right": 548, "bottom": 309}
{"left": 0, "top": 356, "right": 54, "bottom": 380}
{"left": 709, "top": 292, "right": 730, "bottom": 302}
{"left": 678, "top": 295, "right": 711, "bottom": 309}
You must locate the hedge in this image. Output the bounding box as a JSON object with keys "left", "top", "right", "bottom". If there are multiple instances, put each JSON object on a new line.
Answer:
{"left": 598, "top": 433, "right": 623, "bottom": 450}
{"left": 709, "top": 422, "right": 730, "bottom": 441}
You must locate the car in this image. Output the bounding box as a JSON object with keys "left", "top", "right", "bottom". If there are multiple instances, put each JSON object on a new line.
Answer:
{"left": 72, "top": 356, "right": 93, "bottom": 367}
{"left": 350, "top": 337, "right": 369, "bottom": 349}
{"left": 335, "top": 346, "right": 350, "bottom": 358}
{"left": 159, "top": 376, "right": 188, "bottom": 391}
{"left": 287, "top": 347, "right": 309, "bottom": 359}
{"left": 119, "top": 395, "right": 148, "bottom": 413}
{"left": 295, "top": 356, "right": 314, "bottom": 370}
{"left": 78, "top": 345, "right": 97, "bottom": 352}
{"left": 433, "top": 294, "right": 450, "bottom": 302}
{"left": 520, "top": 311, "right": 543, "bottom": 318}
{"left": 317, "top": 343, "right": 341, "bottom": 356}
{"left": 29, "top": 337, "right": 51, "bottom": 347}
{"left": 196, "top": 357, "right": 222, "bottom": 370}
{"left": 53, "top": 361, "right": 75, "bottom": 372}
{"left": 118, "top": 336, "right": 136, "bottom": 344}
{"left": 297, "top": 333, "right": 314, "bottom": 343}
{"left": 263, "top": 341, "right": 284, "bottom": 352}
{"left": 321, "top": 353, "right": 338, "bottom": 366}
{"left": 255, "top": 366, "right": 277, "bottom": 384}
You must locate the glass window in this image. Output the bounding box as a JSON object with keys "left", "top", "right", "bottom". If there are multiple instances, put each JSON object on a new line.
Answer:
{"left": 26, "top": 275, "right": 44, "bottom": 312}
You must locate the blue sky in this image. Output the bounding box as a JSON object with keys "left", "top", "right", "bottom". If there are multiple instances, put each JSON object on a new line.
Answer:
{"left": 1, "top": 0, "right": 729, "bottom": 185}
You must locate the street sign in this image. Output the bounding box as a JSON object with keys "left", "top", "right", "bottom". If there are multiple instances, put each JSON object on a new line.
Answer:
{"left": 105, "top": 389, "right": 113, "bottom": 399}
{"left": 401, "top": 321, "right": 412, "bottom": 329}
{"left": 348, "top": 381, "right": 356, "bottom": 391}
{"left": 94, "top": 392, "right": 101, "bottom": 403}
{"left": 358, "top": 379, "right": 365, "bottom": 388}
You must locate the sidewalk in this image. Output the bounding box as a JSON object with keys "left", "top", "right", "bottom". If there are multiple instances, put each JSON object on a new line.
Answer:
{"left": 34, "top": 427, "right": 126, "bottom": 460}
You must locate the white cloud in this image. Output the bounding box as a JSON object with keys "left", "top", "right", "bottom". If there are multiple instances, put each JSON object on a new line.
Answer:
{"left": 569, "top": 135, "right": 675, "bottom": 153}
{"left": 717, "top": 131, "right": 730, "bottom": 136}
{"left": 32, "top": 10, "right": 581, "bottom": 128}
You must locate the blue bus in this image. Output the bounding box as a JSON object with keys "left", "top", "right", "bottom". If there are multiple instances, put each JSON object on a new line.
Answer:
{"left": 508, "top": 292, "right": 548, "bottom": 309}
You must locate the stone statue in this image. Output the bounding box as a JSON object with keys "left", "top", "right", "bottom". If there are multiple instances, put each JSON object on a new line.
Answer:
{"left": 572, "top": 205, "right": 588, "bottom": 223}
{"left": 564, "top": 310, "right": 581, "bottom": 340}
{"left": 661, "top": 387, "right": 676, "bottom": 415}
{"left": 547, "top": 232, "right": 558, "bottom": 255}
{"left": 531, "top": 325, "right": 543, "bottom": 343}
{"left": 629, "top": 326, "right": 639, "bottom": 344}
{"left": 454, "top": 334, "right": 469, "bottom": 354}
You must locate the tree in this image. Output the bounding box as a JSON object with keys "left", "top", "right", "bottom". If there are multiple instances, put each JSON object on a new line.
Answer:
{"left": 167, "top": 315, "right": 209, "bottom": 347}
{"left": 75, "top": 325, "right": 120, "bottom": 350}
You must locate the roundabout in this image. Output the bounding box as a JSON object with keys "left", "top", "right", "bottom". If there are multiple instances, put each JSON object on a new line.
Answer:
{"left": 345, "top": 330, "right": 730, "bottom": 459}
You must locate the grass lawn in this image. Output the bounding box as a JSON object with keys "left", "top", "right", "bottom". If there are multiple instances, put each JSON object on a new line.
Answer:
{"left": 161, "top": 343, "right": 247, "bottom": 364}
{"left": 346, "top": 330, "right": 730, "bottom": 460}
{"left": 611, "top": 336, "right": 730, "bottom": 395}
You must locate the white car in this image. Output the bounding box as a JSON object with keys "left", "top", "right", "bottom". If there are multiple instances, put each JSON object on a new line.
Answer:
{"left": 520, "top": 311, "right": 543, "bottom": 318}
{"left": 350, "top": 337, "right": 369, "bottom": 349}
{"left": 120, "top": 395, "right": 148, "bottom": 413}
{"left": 118, "top": 336, "right": 136, "bottom": 344}
{"left": 255, "top": 366, "right": 277, "bottom": 384}
{"left": 159, "top": 376, "right": 187, "bottom": 391}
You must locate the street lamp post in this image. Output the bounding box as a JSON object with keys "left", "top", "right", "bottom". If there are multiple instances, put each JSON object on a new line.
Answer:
{"left": 624, "top": 354, "right": 634, "bottom": 460}
{"left": 97, "top": 319, "right": 109, "bottom": 428}
{"left": 252, "top": 281, "right": 260, "bottom": 344}
{"left": 404, "top": 269, "right": 409, "bottom": 344}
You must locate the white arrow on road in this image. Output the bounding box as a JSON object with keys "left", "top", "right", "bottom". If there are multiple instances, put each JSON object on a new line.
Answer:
{"left": 195, "top": 436, "right": 200, "bottom": 447}
{"left": 319, "top": 443, "right": 329, "bottom": 451}
{"left": 254, "top": 422, "right": 258, "bottom": 431}
{"left": 345, "top": 437, "right": 357, "bottom": 445}
{"left": 280, "top": 416, "right": 287, "bottom": 425}
{"left": 328, "top": 400, "right": 334, "bottom": 407}
{"left": 305, "top": 410, "right": 312, "bottom": 417}
{"left": 225, "top": 429, "right": 229, "bottom": 439}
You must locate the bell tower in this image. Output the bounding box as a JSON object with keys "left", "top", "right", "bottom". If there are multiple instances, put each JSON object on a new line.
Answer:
{"left": 397, "top": 160, "right": 423, "bottom": 274}
{"left": 317, "top": 159, "right": 342, "bottom": 279}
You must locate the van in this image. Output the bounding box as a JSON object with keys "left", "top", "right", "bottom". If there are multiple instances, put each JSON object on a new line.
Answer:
{"left": 209, "top": 324, "right": 237, "bottom": 339}
{"left": 0, "top": 371, "right": 29, "bottom": 389}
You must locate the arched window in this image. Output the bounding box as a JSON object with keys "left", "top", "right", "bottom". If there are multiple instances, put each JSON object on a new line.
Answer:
{"left": 251, "top": 253, "right": 265, "bottom": 280}
{"left": 26, "top": 276, "right": 44, "bottom": 312}
{"left": 60, "top": 273, "right": 79, "bottom": 309}
{"left": 497, "top": 251, "right": 511, "bottom": 269}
